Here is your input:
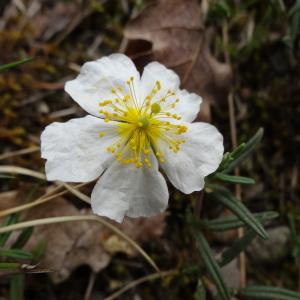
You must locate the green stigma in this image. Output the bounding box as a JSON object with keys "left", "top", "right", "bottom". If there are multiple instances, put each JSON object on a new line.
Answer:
{"left": 138, "top": 116, "right": 150, "bottom": 129}
{"left": 151, "top": 103, "right": 161, "bottom": 114}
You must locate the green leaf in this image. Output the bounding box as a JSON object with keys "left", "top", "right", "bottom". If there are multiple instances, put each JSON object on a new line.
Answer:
{"left": 0, "top": 214, "right": 19, "bottom": 247}
{"left": 224, "top": 128, "right": 264, "bottom": 173}
{"left": 195, "top": 232, "right": 231, "bottom": 300}
{"left": 0, "top": 262, "right": 20, "bottom": 270}
{"left": 0, "top": 57, "right": 32, "bottom": 72}
{"left": 209, "top": 185, "right": 268, "bottom": 240}
{"left": 219, "top": 230, "right": 257, "bottom": 266}
{"left": 239, "top": 286, "right": 300, "bottom": 300}
{"left": 214, "top": 173, "right": 255, "bottom": 185}
{"left": 12, "top": 227, "right": 33, "bottom": 249}
{"left": 204, "top": 211, "right": 278, "bottom": 231}
{"left": 10, "top": 274, "right": 24, "bottom": 300}
{"left": 0, "top": 249, "right": 34, "bottom": 260}
{"left": 195, "top": 279, "right": 206, "bottom": 300}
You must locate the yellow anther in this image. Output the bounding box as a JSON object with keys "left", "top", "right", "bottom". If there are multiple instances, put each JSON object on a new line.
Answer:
{"left": 156, "top": 81, "right": 161, "bottom": 90}
{"left": 101, "top": 78, "right": 187, "bottom": 168}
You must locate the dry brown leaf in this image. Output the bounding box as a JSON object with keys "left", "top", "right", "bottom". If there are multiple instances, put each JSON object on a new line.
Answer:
{"left": 0, "top": 184, "right": 166, "bottom": 283}
{"left": 124, "top": 0, "right": 232, "bottom": 121}
{"left": 7, "top": 193, "right": 166, "bottom": 283}
{"left": 23, "top": 197, "right": 111, "bottom": 283}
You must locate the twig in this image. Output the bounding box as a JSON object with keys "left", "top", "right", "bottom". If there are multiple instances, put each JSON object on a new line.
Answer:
{"left": 222, "top": 20, "right": 246, "bottom": 288}
{"left": 0, "top": 165, "right": 159, "bottom": 272}
{"left": 0, "top": 183, "right": 86, "bottom": 218}
{"left": 0, "top": 165, "right": 46, "bottom": 180}
{"left": 103, "top": 270, "right": 178, "bottom": 300}
{"left": 84, "top": 271, "right": 96, "bottom": 300}
{"left": 0, "top": 146, "right": 40, "bottom": 161}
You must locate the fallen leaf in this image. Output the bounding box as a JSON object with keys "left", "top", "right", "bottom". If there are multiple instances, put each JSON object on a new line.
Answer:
{"left": 23, "top": 197, "right": 111, "bottom": 284}
{"left": 124, "top": 0, "right": 232, "bottom": 121}
{"left": 0, "top": 185, "right": 166, "bottom": 283}
{"left": 17, "top": 196, "right": 166, "bottom": 283}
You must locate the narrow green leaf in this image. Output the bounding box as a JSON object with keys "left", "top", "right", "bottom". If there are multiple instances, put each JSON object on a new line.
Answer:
{"left": 219, "top": 230, "right": 257, "bottom": 266}
{"left": 12, "top": 227, "right": 33, "bottom": 249}
{"left": 195, "top": 279, "right": 206, "bottom": 300}
{"left": 215, "top": 173, "right": 255, "bottom": 184}
{"left": 240, "top": 285, "right": 300, "bottom": 300}
{"left": 210, "top": 186, "right": 268, "bottom": 240}
{"left": 0, "top": 262, "right": 20, "bottom": 270}
{"left": 195, "top": 232, "right": 231, "bottom": 300}
{"left": 204, "top": 211, "right": 278, "bottom": 231}
{"left": 0, "top": 57, "right": 32, "bottom": 72}
{"left": 0, "top": 249, "right": 34, "bottom": 260}
{"left": 0, "top": 214, "right": 19, "bottom": 247}
{"left": 10, "top": 274, "right": 24, "bottom": 300}
{"left": 225, "top": 128, "right": 264, "bottom": 172}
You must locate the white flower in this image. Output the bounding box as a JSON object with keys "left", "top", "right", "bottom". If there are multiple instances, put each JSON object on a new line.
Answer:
{"left": 41, "top": 54, "right": 224, "bottom": 222}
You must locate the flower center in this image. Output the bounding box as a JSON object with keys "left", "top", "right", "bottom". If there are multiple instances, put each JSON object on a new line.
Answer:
{"left": 98, "top": 76, "right": 187, "bottom": 168}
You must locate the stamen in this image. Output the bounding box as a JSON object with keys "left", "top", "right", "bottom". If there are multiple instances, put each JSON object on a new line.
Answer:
{"left": 98, "top": 77, "right": 187, "bottom": 168}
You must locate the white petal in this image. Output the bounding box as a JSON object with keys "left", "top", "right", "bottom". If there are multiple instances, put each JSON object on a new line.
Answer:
{"left": 91, "top": 152, "right": 169, "bottom": 223}
{"left": 174, "top": 89, "right": 202, "bottom": 122}
{"left": 65, "top": 54, "right": 141, "bottom": 116}
{"left": 141, "top": 62, "right": 180, "bottom": 97}
{"left": 161, "top": 122, "right": 224, "bottom": 194}
{"left": 41, "top": 115, "right": 119, "bottom": 182}
{"left": 140, "top": 62, "right": 201, "bottom": 122}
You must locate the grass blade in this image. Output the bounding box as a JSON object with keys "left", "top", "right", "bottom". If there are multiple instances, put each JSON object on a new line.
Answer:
{"left": 239, "top": 286, "right": 300, "bottom": 299}
{"left": 195, "top": 232, "right": 230, "bottom": 300}
{"left": 12, "top": 227, "right": 33, "bottom": 249}
{"left": 0, "top": 57, "right": 32, "bottom": 72}
{"left": 0, "top": 214, "right": 19, "bottom": 246}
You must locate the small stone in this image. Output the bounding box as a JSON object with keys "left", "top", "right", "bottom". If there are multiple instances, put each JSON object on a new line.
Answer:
{"left": 247, "top": 226, "right": 290, "bottom": 264}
